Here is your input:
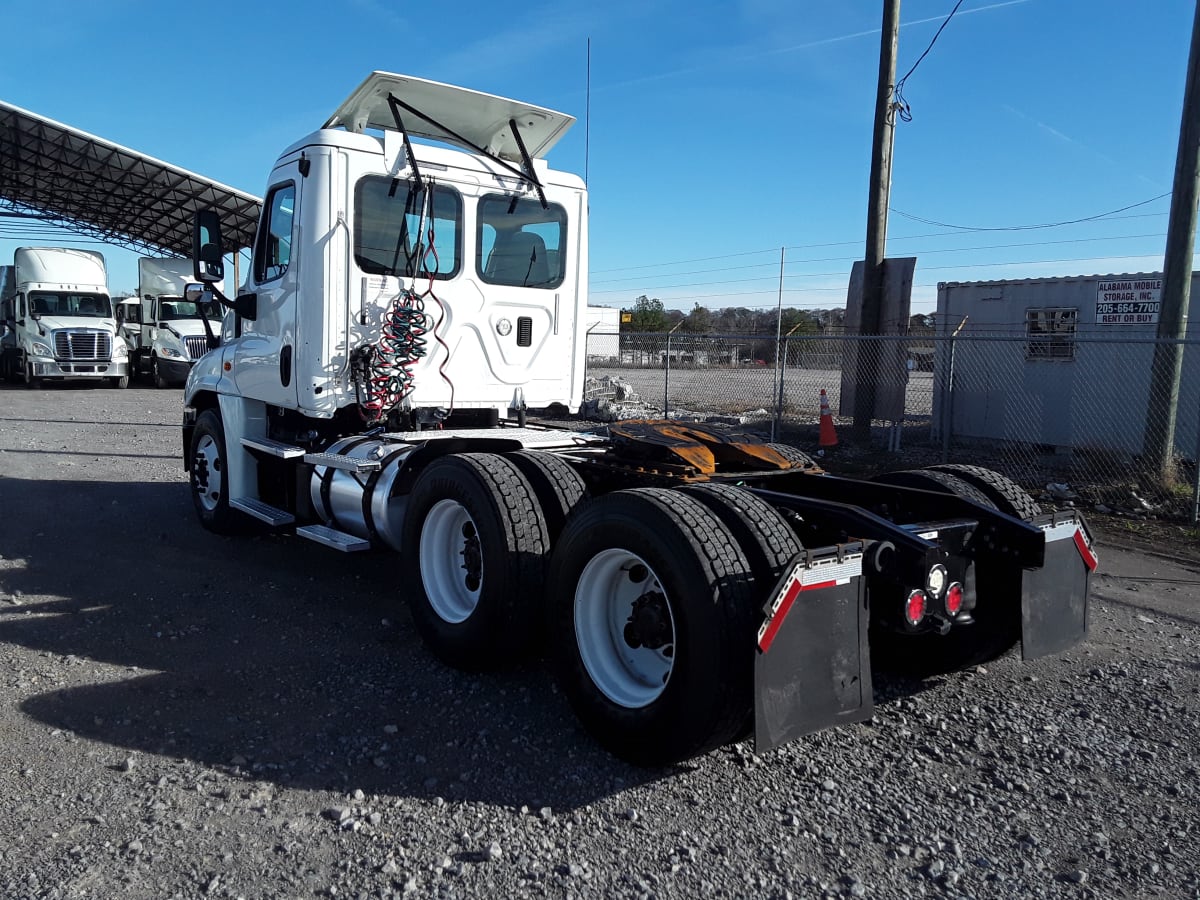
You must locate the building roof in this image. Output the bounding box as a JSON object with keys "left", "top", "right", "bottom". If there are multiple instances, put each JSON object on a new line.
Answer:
{"left": 0, "top": 100, "right": 262, "bottom": 256}
{"left": 937, "top": 271, "right": 1164, "bottom": 290}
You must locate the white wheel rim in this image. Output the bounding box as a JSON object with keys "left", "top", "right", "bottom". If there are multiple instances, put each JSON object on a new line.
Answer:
{"left": 419, "top": 499, "right": 482, "bottom": 624}
{"left": 193, "top": 433, "right": 223, "bottom": 512}
{"left": 575, "top": 549, "right": 675, "bottom": 709}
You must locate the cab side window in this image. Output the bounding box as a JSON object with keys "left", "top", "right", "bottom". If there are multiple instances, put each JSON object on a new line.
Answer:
{"left": 255, "top": 183, "right": 296, "bottom": 284}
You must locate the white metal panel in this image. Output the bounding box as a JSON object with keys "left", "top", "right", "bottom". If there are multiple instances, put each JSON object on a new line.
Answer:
{"left": 139, "top": 257, "right": 223, "bottom": 297}
{"left": 324, "top": 71, "right": 574, "bottom": 161}
{"left": 15, "top": 247, "right": 107, "bottom": 290}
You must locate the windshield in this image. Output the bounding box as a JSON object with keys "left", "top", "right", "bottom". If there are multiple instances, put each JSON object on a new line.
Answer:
{"left": 29, "top": 291, "right": 112, "bottom": 318}
{"left": 158, "top": 299, "right": 221, "bottom": 321}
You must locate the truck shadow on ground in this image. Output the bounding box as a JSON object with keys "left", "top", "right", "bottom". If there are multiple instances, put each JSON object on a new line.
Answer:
{"left": 0, "top": 476, "right": 930, "bottom": 809}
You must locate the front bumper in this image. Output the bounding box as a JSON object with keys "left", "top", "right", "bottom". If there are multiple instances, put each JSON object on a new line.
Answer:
{"left": 30, "top": 358, "right": 127, "bottom": 379}
{"left": 159, "top": 357, "right": 195, "bottom": 384}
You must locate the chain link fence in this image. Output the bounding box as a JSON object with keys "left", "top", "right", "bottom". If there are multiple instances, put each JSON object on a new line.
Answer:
{"left": 585, "top": 330, "right": 1200, "bottom": 521}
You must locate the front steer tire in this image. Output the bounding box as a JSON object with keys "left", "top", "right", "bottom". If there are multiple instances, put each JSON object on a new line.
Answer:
{"left": 401, "top": 453, "right": 550, "bottom": 671}
{"left": 549, "top": 488, "right": 756, "bottom": 766}
{"left": 189, "top": 409, "right": 240, "bottom": 535}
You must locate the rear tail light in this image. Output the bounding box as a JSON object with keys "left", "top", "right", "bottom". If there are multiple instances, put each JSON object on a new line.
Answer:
{"left": 945, "top": 582, "right": 964, "bottom": 616}
{"left": 905, "top": 589, "right": 927, "bottom": 626}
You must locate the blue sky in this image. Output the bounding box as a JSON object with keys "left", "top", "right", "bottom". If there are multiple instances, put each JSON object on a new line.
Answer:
{"left": 0, "top": 0, "right": 1194, "bottom": 316}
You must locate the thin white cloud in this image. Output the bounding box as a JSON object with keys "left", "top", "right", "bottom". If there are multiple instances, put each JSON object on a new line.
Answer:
{"left": 429, "top": 7, "right": 596, "bottom": 85}
{"left": 1001, "top": 104, "right": 1165, "bottom": 190}
{"left": 343, "top": 0, "right": 409, "bottom": 32}
{"left": 598, "top": 0, "right": 1035, "bottom": 92}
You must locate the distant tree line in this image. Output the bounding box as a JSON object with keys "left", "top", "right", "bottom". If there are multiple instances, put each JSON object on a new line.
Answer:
{"left": 621, "top": 295, "right": 934, "bottom": 336}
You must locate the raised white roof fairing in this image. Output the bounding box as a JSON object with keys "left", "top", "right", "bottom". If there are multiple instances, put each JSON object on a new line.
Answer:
{"left": 324, "top": 72, "right": 575, "bottom": 162}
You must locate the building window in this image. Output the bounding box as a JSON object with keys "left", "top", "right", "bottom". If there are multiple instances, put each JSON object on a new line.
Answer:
{"left": 1026, "top": 307, "right": 1077, "bottom": 360}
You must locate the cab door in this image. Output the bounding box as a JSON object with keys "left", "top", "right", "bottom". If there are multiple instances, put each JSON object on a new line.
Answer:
{"left": 232, "top": 171, "right": 301, "bottom": 406}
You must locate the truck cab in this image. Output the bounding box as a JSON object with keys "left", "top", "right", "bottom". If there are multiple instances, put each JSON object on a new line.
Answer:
{"left": 122, "top": 257, "right": 223, "bottom": 387}
{"left": 187, "top": 71, "right": 586, "bottom": 428}
{"left": 0, "top": 247, "right": 129, "bottom": 388}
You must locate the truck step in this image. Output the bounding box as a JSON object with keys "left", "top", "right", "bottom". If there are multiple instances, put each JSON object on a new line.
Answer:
{"left": 303, "top": 452, "right": 381, "bottom": 473}
{"left": 296, "top": 524, "right": 371, "bottom": 552}
{"left": 241, "top": 437, "right": 307, "bottom": 459}
{"left": 230, "top": 497, "right": 295, "bottom": 526}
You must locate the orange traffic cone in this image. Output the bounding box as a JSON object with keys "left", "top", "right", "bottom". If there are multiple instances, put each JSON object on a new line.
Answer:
{"left": 818, "top": 389, "right": 839, "bottom": 449}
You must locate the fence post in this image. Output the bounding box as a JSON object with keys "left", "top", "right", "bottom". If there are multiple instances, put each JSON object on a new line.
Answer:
{"left": 663, "top": 331, "right": 671, "bottom": 419}
{"left": 773, "top": 335, "right": 787, "bottom": 441}
{"left": 1193, "top": 382, "right": 1200, "bottom": 525}
{"left": 941, "top": 334, "right": 956, "bottom": 462}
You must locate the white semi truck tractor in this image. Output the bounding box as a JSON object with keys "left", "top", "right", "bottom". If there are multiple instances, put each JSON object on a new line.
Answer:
{"left": 0, "top": 247, "right": 129, "bottom": 388}
{"left": 118, "top": 256, "right": 222, "bottom": 387}
{"left": 182, "top": 72, "right": 1097, "bottom": 765}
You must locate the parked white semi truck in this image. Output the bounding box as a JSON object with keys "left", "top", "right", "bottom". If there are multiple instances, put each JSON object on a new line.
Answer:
{"left": 182, "top": 72, "right": 1097, "bottom": 765}
{"left": 118, "top": 257, "right": 222, "bottom": 387}
{"left": 0, "top": 247, "right": 129, "bottom": 388}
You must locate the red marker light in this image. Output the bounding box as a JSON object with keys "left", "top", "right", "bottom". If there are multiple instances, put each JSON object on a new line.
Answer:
{"left": 945, "top": 582, "right": 964, "bottom": 616}
{"left": 905, "top": 589, "right": 927, "bottom": 626}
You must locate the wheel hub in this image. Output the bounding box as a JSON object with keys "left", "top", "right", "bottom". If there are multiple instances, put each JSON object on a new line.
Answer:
{"left": 460, "top": 522, "right": 482, "bottom": 592}
{"left": 192, "top": 435, "right": 222, "bottom": 511}
{"left": 624, "top": 591, "right": 673, "bottom": 652}
{"left": 574, "top": 549, "right": 677, "bottom": 709}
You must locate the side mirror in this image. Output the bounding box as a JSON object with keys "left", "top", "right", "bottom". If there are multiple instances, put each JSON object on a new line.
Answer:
{"left": 184, "top": 283, "right": 208, "bottom": 304}
{"left": 192, "top": 209, "right": 225, "bottom": 284}
{"left": 234, "top": 293, "right": 258, "bottom": 322}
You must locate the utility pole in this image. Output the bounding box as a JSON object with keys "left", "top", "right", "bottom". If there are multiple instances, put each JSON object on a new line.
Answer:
{"left": 1145, "top": 0, "right": 1200, "bottom": 485}
{"left": 853, "top": 0, "right": 902, "bottom": 439}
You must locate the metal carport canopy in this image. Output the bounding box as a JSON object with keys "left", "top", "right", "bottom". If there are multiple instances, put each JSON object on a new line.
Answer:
{"left": 0, "top": 99, "right": 262, "bottom": 257}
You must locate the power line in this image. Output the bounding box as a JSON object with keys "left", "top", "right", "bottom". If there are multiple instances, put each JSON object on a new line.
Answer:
{"left": 893, "top": 0, "right": 966, "bottom": 122}
{"left": 590, "top": 231, "right": 1166, "bottom": 285}
{"left": 891, "top": 192, "right": 1173, "bottom": 232}
{"left": 589, "top": 209, "right": 1171, "bottom": 275}
{"left": 591, "top": 252, "right": 1174, "bottom": 296}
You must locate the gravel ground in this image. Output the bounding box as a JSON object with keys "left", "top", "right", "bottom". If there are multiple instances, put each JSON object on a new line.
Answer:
{"left": 0, "top": 381, "right": 1197, "bottom": 900}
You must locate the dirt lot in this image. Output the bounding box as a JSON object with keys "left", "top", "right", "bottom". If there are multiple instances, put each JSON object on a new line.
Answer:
{"left": 0, "top": 382, "right": 1197, "bottom": 899}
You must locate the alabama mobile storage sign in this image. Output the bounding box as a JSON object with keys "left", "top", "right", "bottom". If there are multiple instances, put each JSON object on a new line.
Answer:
{"left": 1095, "top": 278, "right": 1161, "bottom": 325}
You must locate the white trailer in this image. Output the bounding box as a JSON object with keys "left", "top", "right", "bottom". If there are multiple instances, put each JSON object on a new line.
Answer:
{"left": 118, "top": 257, "right": 223, "bottom": 387}
{"left": 0, "top": 247, "right": 129, "bottom": 388}
{"left": 181, "top": 73, "right": 1096, "bottom": 765}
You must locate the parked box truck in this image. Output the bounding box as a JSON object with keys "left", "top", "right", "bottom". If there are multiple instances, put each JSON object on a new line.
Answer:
{"left": 117, "top": 256, "right": 222, "bottom": 387}
{"left": 0, "top": 247, "right": 128, "bottom": 388}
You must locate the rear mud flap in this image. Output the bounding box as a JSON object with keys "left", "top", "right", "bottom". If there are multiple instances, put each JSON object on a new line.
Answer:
{"left": 1020, "top": 519, "right": 1096, "bottom": 660}
{"left": 754, "top": 549, "right": 872, "bottom": 754}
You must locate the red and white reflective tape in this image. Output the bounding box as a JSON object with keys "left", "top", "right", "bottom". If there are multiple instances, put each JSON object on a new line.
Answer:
{"left": 1043, "top": 520, "right": 1098, "bottom": 573}
{"left": 757, "top": 553, "right": 862, "bottom": 653}
{"left": 1072, "top": 528, "right": 1098, "bottom": 572}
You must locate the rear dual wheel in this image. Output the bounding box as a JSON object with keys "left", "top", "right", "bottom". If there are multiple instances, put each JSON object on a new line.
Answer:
{"left": 401, "top": 453, "right": 550, "bottom": 670}
{"left": 550, "top": 487, "right": 787, "bottom": 766}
